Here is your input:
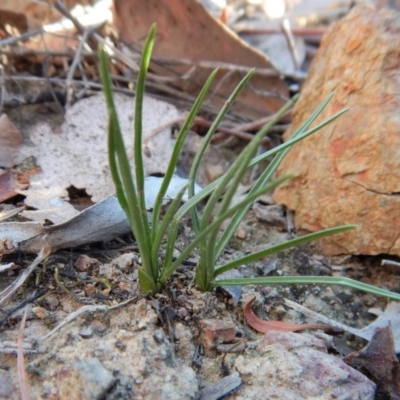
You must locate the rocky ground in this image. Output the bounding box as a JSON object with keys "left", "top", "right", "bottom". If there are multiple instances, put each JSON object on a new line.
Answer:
{"left": 0, "top": 208, "right": 398, "bottom": 399}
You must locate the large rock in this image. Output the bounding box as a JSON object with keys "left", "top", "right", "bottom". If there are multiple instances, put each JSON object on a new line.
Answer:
{"left": 273, "top": 5, "right": 400, "bottom": 256}
{"left": 235, "top": 331, "right": 375, "bottom": 399}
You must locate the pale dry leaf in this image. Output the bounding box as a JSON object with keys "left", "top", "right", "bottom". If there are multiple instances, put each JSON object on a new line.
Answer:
{"left": 16, "top": 93, "right": 182, "bottom": 224}
{"left": 0, "top": 0, "right": 94, "bottom": 29}
{"left": 1, "top": 176, "right": 201, "bottom": 254}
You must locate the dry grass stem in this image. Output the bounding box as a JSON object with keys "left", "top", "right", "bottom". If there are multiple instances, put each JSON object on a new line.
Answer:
{"left": 17, "top": 307, "right": 31, "bottom": 400}
{"left": 0, "top": 246, "right": 51, "bottom": 306}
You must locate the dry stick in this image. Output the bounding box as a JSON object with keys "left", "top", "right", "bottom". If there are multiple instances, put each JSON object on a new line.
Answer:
{"left": 0, "top": 246, "right": 51, "bottom": 306}
{"left": 381, "top": 259, "right": 400, "bottom": 268}
{"left": 0, "top": 28, "right": 45, "bottom": 47}
{"left": 205, "top": 69, "right": 235, "bottom": 107}
{"left": 0, "top": 206, "right": 25, "bottom": 222}
{"left": 233, "top": 109, "right": 292, "bottom": 131}
{"left": 53, "top": 0, "right": 98, "bottom": 50}
{"left": 0, "top": 48, "right": 93, "bottom": 58}
{"left": 41, "top": 296, "right": 138, "bottom": 341}
{"left": 283, "top": 298, "right": 363, "bottom": 337}
{"left": 235, "top": 27, "right": 326, "bottom": 37}
{"left": 149, "top": 55, "right": 295, "bottom": 79}
{"left": 75, "top": 62, "right": 91, "bottom": 100}
{"left": 145, "top": 115, "right": 271, "bottom": 147}
{"left": 65, "top": 28, "right": 90, "bottom": 108}
{"left": 195, "top": 116, "right": 272, "bottom": 146}
{"left": 42, "top": 49, "right": 65, "bottom": 114}
{"left": 18, "top": 307, "right": 31, "bottom": 400}
{"left": 281, "top": 18, "right": 301, "bottom": 71}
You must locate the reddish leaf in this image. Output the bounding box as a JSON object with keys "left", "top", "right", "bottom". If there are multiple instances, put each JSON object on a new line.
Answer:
{"left": 243, "top": 296, "right": 342, "bottom": 335}
{"left": 345, "top": 325, "right": 400, "bottom": 400}
{"left": 0, "top": 171, "right": 17, "bottom": 203}
{"left": 0, "top": 114, "right": 23, "bottom": 169}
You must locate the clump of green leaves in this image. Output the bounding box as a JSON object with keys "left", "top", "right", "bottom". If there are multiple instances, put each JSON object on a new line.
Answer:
{"left": 99, "top": 24, "right": 400, "bottom": 301}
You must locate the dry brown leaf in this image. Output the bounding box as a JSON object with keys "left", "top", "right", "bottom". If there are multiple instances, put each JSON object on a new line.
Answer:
{"left": 113, "top": 0, "right": 289, "bottom": 120}
{"left": 0, "top": 171, "right": 17, "bottom": 203}
{"left": 0, "top": 9, "right": 28, "bottom": 34}
{"left": 345, "top": 325, "right": 400, "bottom": 400}
{"left": 0, "top": 114, "right": 23, "bottom": 169}
{"left": 0, "top": 0, "right": 93, "bottom": 29}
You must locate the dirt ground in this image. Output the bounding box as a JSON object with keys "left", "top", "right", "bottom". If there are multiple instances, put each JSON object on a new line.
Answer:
{"left": 1, "top": 200, "right": 398, "bottom": 398}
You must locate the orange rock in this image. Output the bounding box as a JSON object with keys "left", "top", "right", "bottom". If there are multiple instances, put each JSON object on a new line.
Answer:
{"left": 273, "top": 5, "right": 400, "bottom": 256}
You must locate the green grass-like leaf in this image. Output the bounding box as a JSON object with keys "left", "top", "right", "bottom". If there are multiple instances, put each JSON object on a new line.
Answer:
{"left": 100, "top": 24, "right": 400, "bottom": 303}
{"left": 214, "top": 276, "right": 400, "bottom": 301}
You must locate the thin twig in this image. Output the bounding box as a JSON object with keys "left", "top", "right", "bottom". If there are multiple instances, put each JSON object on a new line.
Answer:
{"left": 381, "top": 259, "right": 400, "bottom": 268}
{"left": 283, "top": 298, "right": 363, "bottom": 337}
{"left": 41, "top": 296, "right": 138, "bottom": 341}
{"left": 0, "top": 290, "right": 47, "bottom": 327}
{"left": 53, "top": 0, "right": 98, "bottom": 50}
{"left": 0, "top": 246, "right": 51, "bottom": 306}
{"left": 42, "top": 52, "right": 65, "bottom": 114}
{"left": 0, "top": 28, "right": 45, "bottom": 47}
{"left": 152, "top": 55, "right": 307, "bottom": 81}
{"left": 146, "top": 115, "right": 272, "bottom": 146}
{"left": 234, "top": 110, "right": 292, "bottom": 131}
{"left": 281, "top": 18, "right": 301, "bottom": 70}
{"left": 65, "top": 28, "right": 90, "bottom": 108}
{"left": 235, "top": 27, "right": 325, "bottom": 37}
{"left": 18, "top": 307, "right": 31, "bottom": 400}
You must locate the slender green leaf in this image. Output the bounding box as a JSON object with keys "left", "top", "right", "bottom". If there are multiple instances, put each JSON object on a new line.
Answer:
{"left": 160, "top": 175, "right": 293, "bottom": 283}
{"left": 213, "top": 276, "right": 400, "bottom": 301}
{"left": 249, "top": 107, "right": 348, "bottom": 168}
{"left": 99, "top": 45, "right": 153, "bottom": 283}
{"left": 214, "top": 225, "right": 357, "bottom": 277}
{"left": 151, "top": 184, "right": 188, "bottom": 269}
{"left": 189, "top": 69, "right": 255, "bottom": 234}
{"left": 151, "top": 70, "right": 218, "bottom": 241}
{"left": 197, "top": 95, "right": 299, "bottom": 289}
{"left": 214, "top": 94, "right": 345, "bottom": 261}
{"left": 174, "top": 107, "right": 348, "bottom": 225}
{"left": 134, "top": 24, "right": 156, "bottom": 267}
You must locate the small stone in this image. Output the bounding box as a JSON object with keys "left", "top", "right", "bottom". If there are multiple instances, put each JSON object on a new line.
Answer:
{"left": 75, "top": 255, "right": 99, "bottom": 272}
{"left": 177, "top": 307, "right": 189, "bottom": 318}
{"left": 118, "top": 281, "right": 129, "bottom": 291}
{"left": 206, "top": 164, "right": 224, "bottom": 182}
{"left": 79, "top": 327, "right": 93, "bottom": 338}
{"left": 84, "top": 284, "right": 96, "bottom": 296}
{"left": 45, "top": 293, "right": 59, "bottom": 310}
{"left": 252, "top": 203, "right": 287, "bottom": 231}
{"left": 153, "top": 329, "right": 165, "bottom": 344}
{"left": 200, "top": 319, "right": 236, "bottom": 348}
{"left": 91, "top": 320, "right": 107, "bottom": 334}
{"left": 236, "top": 227, "right": 247, "bottom": 239}
{"left": 32, "top": 306, "right": 47, "bottom": 319}
{"left": 115, "top": 339, "right": 127, "bottom": 351}
{"left": 113, "top": 253, "right": 135, "bottom": 272}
